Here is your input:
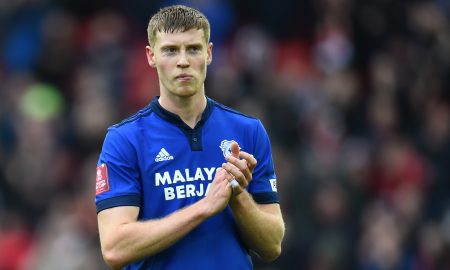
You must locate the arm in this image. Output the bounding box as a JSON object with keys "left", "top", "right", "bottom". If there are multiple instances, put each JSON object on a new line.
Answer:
{"left": 97, "top": 168, "right": 232, "bottom": 270}
{"left": 221, "top": 143, "right": 285, "bottom": 261}
{"left": 229, "top": 193, "right": 285, "bottom": 262}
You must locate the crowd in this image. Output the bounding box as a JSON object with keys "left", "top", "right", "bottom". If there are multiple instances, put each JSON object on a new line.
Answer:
{"left": 0, "top": 0, "right": 449, "bottom": 269}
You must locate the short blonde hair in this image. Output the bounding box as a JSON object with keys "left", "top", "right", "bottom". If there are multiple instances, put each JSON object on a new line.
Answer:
{"left": 147, "top": 5, "right": 210, "bottom": 47}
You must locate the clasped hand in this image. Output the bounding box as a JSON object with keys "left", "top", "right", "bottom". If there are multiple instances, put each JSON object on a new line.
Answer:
{"left": 221, "top": 142, "right": 257, "bottom": 195}
{"left": 204, "top": 142, "right": 257, "bottom": 216}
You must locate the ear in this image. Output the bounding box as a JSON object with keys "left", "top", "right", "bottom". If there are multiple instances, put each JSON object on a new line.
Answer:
{"left": 146, "top": 45, "right": 156, "bottom": 68}
{"left": 207, "top": 42, "right": 213, "bottom": 65}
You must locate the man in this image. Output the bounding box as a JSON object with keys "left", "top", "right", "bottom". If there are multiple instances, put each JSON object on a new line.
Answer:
{"left": 95, "top": 5, "right": 284, "bottom": 270}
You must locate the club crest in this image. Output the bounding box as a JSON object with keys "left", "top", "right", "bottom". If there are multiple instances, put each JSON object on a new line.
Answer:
{"left": 220, "top": 140, "right": 239, "bottom": 157}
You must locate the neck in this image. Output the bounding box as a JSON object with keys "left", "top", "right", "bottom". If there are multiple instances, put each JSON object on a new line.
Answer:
{"left": 158, "top": 94, "right": 207, "bottom": 128}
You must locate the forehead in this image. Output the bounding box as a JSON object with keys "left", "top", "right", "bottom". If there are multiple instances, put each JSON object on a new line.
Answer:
{"left": 155, "top": 29, "right": 206, "bottom": 47}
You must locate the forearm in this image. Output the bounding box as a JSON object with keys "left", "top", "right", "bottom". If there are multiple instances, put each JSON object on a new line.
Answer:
{"left": 229, "top": 191, "right": 285, "bottom": 261}
{"left": 100, "top": 200, "right": 210, "bottom": 269}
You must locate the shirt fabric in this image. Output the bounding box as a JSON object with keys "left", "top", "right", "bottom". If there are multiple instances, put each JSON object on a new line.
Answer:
{"left": 96, "top": 96, "right": 279, "bottom": 270}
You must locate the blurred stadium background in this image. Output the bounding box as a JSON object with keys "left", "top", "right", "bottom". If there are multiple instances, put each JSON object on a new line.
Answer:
{"left": 1, "top": 0, "right": 450, "bottom": 269}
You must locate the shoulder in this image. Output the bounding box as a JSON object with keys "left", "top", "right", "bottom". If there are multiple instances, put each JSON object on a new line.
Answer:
{"left": 100, "top": 105, "right": 155, "bottom": 155}
{"left": 108, "top": 103, "right": 154, "bottom": 133}
{"left": 209, "top": 98, "right": 260, "bottom": 125}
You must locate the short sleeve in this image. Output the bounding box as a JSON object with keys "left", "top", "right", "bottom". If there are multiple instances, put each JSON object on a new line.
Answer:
{"left": 247, "top": 120, "right": 279, "bottom": 204}
{"left": 95, "top": 128, "right": 141, "bottom": 213}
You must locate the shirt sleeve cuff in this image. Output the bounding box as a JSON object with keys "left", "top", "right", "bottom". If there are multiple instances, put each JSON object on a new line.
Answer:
{"left": 96, "top": 195, "right": 141, "bottom": 213}
{"left": 252, "top": 192, "right": 279, "bottom": 204}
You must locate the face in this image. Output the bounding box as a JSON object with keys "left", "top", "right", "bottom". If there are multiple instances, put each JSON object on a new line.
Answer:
{"left": 146, "top": 29, "right": 213, "bottom": 99}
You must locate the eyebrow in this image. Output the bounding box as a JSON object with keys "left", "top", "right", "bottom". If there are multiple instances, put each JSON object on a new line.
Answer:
{"left": 159, "top": 42, "right": 204, "bottom": 49}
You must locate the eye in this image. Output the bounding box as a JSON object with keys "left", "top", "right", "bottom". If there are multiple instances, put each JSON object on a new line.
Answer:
{"left": 188, "top": 46, "right": 201, "bottom": 54}
{"left": 162, "top": 47, "right": 177, "bottom": 55}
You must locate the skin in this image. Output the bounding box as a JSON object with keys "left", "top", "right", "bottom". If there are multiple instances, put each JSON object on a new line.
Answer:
{"left": 97, "top": 28, "right": 285, "bottom": 270}
{"left": 146, "top": 29, "right": 213, "bottom": 128}
{"left": 224, "top": 142, "right": 285, "bottom": 261}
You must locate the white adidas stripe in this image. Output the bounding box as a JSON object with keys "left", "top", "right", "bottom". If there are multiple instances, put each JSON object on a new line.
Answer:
{"left": 161, "top": 148, "right": 170, "bottom": 156}
{"left": 155, "top": 148, "right": 174, "bottom": 162}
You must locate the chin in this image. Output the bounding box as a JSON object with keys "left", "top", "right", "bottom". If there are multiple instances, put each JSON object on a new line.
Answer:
{"left": 173, "top": 89, "right": 198, "bottom": 98}
{"left": 176, "top": 84, "right": 201, "bottom": 94}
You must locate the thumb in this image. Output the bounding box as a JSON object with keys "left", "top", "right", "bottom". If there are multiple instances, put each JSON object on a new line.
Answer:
{"left": 231, "top": 141, "right": 240, "bottom": 158}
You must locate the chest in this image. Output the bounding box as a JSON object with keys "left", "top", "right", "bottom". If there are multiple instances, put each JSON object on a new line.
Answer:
{"left": 134, "top": 121, "right": 249, "bottom": 217}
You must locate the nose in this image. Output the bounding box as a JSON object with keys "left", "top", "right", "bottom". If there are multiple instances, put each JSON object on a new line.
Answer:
{"left": 177, "top": 51, "right": 189, "bottom": 68}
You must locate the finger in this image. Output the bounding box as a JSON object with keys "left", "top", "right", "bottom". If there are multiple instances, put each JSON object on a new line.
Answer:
{"left": 231, "top": 141, "right": 240, "bottom": 158}
{"left": 221, "top": 169, "right": 237, "bottom": 187}
{"left": 215, "top": 167, "right": 225, "bottom": 178}
{"left": 213, "top": 167, "right": 229, "bottom": 184}
{"left": 225, "top": 155, "right": 252, "bottom": 181}
{"left": 221, "top": 179, "right": 233, "bottom": 196}
{"left": 222, "top": 162, "right": 245, "bottom": 181}
{"left": 239, "top": 151, "right": 257, "bottom": 171}
{"left": 220, "top": 177, "right": 232, "bottom": 190}
{"left": 211, "top": 176, "right": 231, "bottom": 195}
{"left": 225, "top": 155, "right": 247, "bottom": 170}
{"left": 222, "top": 162, "right": 248, "bottom": 187}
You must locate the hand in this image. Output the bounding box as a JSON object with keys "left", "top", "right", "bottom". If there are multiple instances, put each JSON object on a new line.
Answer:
{"left": 202, "top": 168, "right": 233, "bottom": 217}
{"left": 221, "top": 142, "right": 257, "bottom": 195}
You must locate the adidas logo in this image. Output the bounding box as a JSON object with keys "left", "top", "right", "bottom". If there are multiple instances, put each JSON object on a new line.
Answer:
{"left": 155, "top": 148, "right": 174, "bottom": 162}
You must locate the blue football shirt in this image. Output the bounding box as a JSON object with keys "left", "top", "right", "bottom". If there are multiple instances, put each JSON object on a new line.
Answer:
{"left": 95, "top": 96, "right": 279, "bottom": 270}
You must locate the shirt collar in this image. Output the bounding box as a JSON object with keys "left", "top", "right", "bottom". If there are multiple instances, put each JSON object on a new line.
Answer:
{"left": 150, "top": 96, "right": 214, "bottom": 130}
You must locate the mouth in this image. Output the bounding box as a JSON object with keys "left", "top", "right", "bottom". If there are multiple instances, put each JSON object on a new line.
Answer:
{"left": 176, "top": 74, "right": 193, "bottom": 81}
